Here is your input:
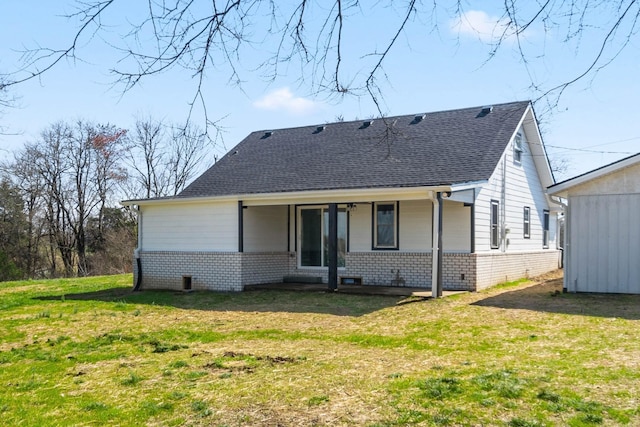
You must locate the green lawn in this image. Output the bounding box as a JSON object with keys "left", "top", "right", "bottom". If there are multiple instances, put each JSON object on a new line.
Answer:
{"left": 1, "top": 273, "right": 639, "bottom": 426}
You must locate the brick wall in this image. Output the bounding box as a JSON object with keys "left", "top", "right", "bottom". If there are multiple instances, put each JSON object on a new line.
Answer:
{"left": 137, "top": 251, "right": 243, "bottom": 292}
{"left": 241, "top": 252, "right": 292, "bottom": 285}
{"left": 342, "top": 252, "right": 431, "bottom": 287}
{"left": 133, "top": 249, "right": 560, "bottom": 293}
{"left": 442, "top": 253, "right": 477, "bottom": 291}
{"left": 474, "top": 250, "right": 561, "bottom": 290}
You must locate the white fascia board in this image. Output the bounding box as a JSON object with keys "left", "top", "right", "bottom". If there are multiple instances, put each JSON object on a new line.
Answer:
{"left": 447, "top": 181, "right": 486, "bottom": 204}
{"left": 450, "top": 180, "right": 487, "bottom": 192}
{"left": 548, "top": 153, "right": 640, "bottom": 197}
{"left": 121, "top": 185, "right": 454, "bottom": 208}
{"left": 513, "top": 104, "right": 555, "bottom": 189}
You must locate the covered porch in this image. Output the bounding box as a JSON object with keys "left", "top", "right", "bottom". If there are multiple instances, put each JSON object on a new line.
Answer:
{"left": 239, "top": 185, "right": 479, "bottom": 296}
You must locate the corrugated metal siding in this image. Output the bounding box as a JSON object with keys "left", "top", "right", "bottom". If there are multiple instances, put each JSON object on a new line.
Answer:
{"left": 568, "top": 194, "right": 640, "bottom": 293}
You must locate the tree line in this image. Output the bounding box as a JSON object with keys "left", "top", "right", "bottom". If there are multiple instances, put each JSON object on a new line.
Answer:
{"left": 0, "top": 117, "right": 212, "bottom": 281}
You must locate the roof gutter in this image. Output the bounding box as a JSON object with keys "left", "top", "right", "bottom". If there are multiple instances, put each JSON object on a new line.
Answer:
{"left": 120, "top": 184, "right": 486, "bottom": 207}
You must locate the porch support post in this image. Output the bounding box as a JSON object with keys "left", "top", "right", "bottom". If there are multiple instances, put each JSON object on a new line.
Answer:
{"left": 238, "top": 200, "right": 244, "bottom": 253}
{"left": 432, "top": 192, "right": 443, "bottom": 298}
{"left": 328, "top": 203, "right": 338, "bottom": 291}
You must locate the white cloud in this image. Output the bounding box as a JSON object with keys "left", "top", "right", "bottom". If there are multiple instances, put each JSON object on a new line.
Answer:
{"left": 252, "top": 87, "right": 319, "bottom": 115}
{"left": 450, "top": 10, "right": 512, "bottom": 43}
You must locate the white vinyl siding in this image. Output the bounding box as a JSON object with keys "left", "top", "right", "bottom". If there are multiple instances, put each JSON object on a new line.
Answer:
{"left": 348, "top": 203, "right": 372, "bottom": 251}
{"left": 349, "top": 199, "right": 467, "bottom": 253}
{"left": 475, "top": 124, "right": 556, "bottom": 252}
{"left": 141, "top": 201, "right": 238, "bottom": 251}
{"left": 244, "top": 205, "right": 288, "bottom": 252}
{"left": 399, "top": 200, "right": 431, "bottom": 252}
{"left": 442, "top": 201, "right": 472, "bottom": 252}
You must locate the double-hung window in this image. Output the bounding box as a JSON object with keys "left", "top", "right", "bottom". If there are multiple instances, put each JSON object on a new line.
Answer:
{"left": 513, "top": 132, "right": 524, "bottom": 163}
{"left": 542, "top": 209, "right": 550, "bottom": 248}
{"left": 490, "top": 200, "right": 500, "bottom": 249}
{"left": 523, "top": 206, "right": 531, "bottom": 239}
{"left": 373, "top": 202, "right": 398, "bottom": 249}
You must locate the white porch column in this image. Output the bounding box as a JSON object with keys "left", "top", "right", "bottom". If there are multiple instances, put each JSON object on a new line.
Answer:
{"left": 431, "top": 193, "right": 441, "bottom": 298}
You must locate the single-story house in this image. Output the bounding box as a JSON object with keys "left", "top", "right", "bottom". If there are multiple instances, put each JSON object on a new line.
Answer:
{"left": 548, "top": 153, "right": 640, "bottom": 294}
{"left": 122, "top": 101, "right": 561, "bottom": 295}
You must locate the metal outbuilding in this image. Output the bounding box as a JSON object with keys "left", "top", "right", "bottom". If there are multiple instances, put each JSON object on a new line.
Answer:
{"left": 548, "top": 153, "right": 640, "bottom": 294}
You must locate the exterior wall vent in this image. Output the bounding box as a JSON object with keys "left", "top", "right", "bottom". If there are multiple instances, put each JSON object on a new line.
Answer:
{"left": 182, "top": 275, "right": 192, "bottom": 291}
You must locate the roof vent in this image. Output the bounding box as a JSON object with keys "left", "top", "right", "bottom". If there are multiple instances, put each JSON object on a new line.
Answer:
{"left": 312, "top": 125, "right": 326, "bottom": 134}
{"left": 261, "top": 131, "right": 273, "bottom": 139}
{"left": 410, "top": 114, "right": 426, "bottom": 124}
{"left": 359, "top": 120, "right": 374, "bottom": 129}
{"left": 476, "top": 106, "right": 493, "bottom": 118}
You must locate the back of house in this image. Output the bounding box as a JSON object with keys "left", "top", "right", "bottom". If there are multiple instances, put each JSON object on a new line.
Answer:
{"left": 123, "top": 101, "right": 561, "bottom": 293}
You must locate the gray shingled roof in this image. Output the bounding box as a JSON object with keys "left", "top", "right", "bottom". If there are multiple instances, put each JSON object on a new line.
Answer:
{"left": 179, "top": 101, "right": 530, "bottom": 198}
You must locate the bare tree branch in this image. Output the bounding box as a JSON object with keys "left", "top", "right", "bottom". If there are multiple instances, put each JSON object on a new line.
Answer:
{"left": 1, "top": 0, "right": 638, "bottom": 128}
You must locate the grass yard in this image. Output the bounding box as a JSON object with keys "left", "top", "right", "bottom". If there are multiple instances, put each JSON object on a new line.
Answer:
{"left": 1, "top": 273, "right": 640, "bottom": 426}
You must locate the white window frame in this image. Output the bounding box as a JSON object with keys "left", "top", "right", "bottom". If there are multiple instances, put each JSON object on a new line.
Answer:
{"left": 513, "top": 132, "right": 524, "bottom": 164}
{"left": 542, "top": 209, "right": 550, "bottom": 249}
{"left": 373, "top": 201, "right": 398, "bottom": 250}
{"left": 490, "top": 200, "right": 500, "bottom": 249}
{"left": 523, "top": 206, "right": 531, "bottom": 239}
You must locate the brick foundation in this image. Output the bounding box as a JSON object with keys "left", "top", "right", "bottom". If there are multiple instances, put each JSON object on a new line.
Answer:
{"left": 474, "top": 250, "right": 561, "bottom": 290}
{"left": 133, "top": 249, "right": 560, "bottom": 292}
{"left": 135, "top": 251, "right": 243, "bottom": 292}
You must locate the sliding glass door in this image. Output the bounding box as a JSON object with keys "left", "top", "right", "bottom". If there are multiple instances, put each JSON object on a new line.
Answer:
{"left": 300, "top": 207, "right": 347, "bottom": 267}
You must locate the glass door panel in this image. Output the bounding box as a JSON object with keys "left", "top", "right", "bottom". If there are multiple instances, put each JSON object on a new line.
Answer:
{"left": 301, "top": 207, "right": 347, "bottom": 268}
{"left": 301, "top": 208, "right": 322, "bottom": 266}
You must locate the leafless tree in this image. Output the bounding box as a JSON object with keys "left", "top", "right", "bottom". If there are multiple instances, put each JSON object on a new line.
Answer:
{"left": 3, "top": 149, "right": 47, "bottom": 277}
{"left": 11, "top": 121, "right": 127, "bottom": 277}
{"left": 1, "top": 1, "right": 637, "bottom": 123}
{"left": 124, "top": 116, "right": 212, "bottom": 199}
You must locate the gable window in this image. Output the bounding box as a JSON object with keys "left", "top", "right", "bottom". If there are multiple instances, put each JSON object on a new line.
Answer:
{"left": 490, "top": 200, "right": 500, "bottom": 249}
{"left": 523, "top": 206, "right": 531, "bottom": 239}
{"left": 373, "top": 202, "right": 398, "bottom": 249}
{"left": 513, "top": 132, "right": 524, "bottom": 163}
{"left": 300, "top": 206, "right": 347, "bottom": 267}
{"left": 542, "top": 209, "right": 550, "bottom": 249}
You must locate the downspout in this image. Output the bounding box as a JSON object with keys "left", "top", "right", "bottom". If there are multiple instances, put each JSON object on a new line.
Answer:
{"left": 501, "top": 154, "right": 507, "bottom": 252}
{"left": 133, "top": 205, "right": 143, "bottom": 292}
{"left": 437, "top": 192, "right": 444, "bottom": 298}
{"left": 238, "top": 200, "right": 244, "bottom": 253}
{"left": 134, "top": 255, "right": 143, "bottom": 292}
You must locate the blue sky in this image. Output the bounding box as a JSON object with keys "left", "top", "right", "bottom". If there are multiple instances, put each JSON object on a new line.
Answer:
{"left": 1, "top": 1, "right": 638, "bottom": 181}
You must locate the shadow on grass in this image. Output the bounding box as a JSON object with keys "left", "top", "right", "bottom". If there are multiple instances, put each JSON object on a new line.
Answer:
{"left": 34, "top": 287, "right": 404, "bottom": 317}
{"left": 473, "top": 278, "right": 640, "bottom": 320}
